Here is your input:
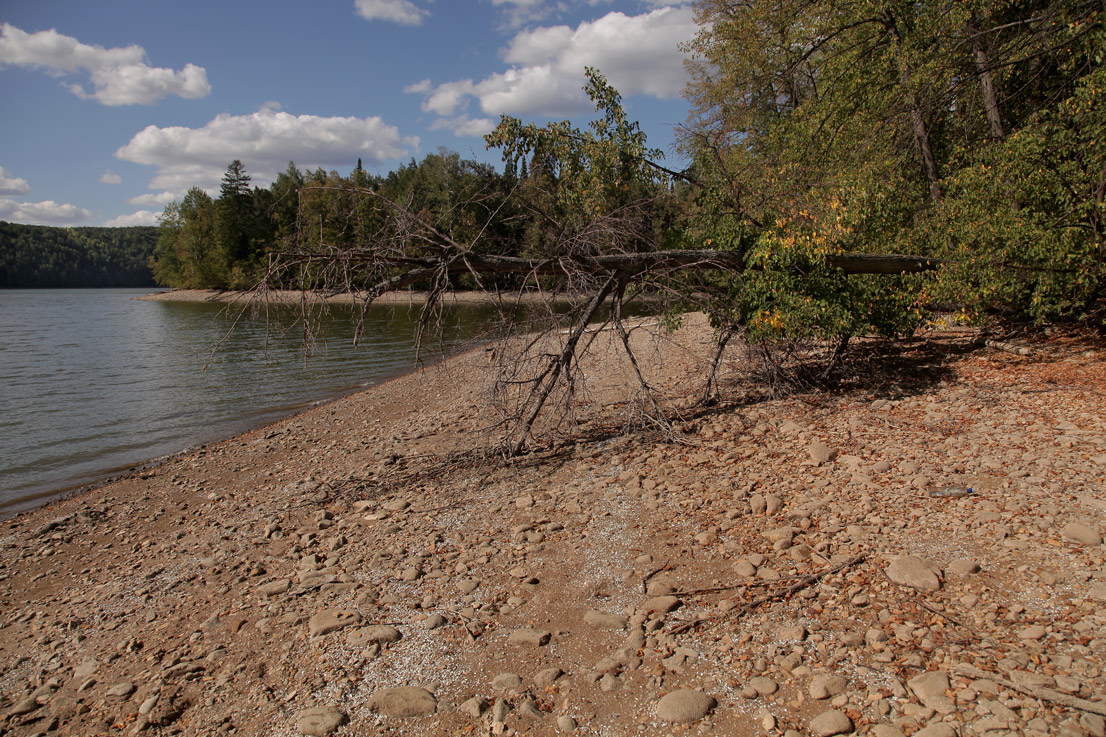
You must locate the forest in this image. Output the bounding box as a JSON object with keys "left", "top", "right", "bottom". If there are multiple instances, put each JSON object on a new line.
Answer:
{"left": 0, "top": 222, "right": 158, "bottom": 288}
{"left": 153, "top": 0, "right": 1104, "bottom": 340}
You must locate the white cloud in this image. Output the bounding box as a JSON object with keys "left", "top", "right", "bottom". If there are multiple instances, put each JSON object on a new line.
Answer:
{"left": 0, "top": 166, "right": 30, "bottom": 196}
{"left": 104, "top": 210, "right": 160, "bottom": 227}
{"left": 408, "top": 7, "right": 695, "bottom": 130}
{"left": 0, "top": 23, "right": 211, "bottom": 105}
{"left": 115, "top": 106, "right": 418, "bottom": 193}
{"left": 0, "top": 198, "right": 93, "bottom": 225}
{"left": 128, "top": 191, "right": 178, "bottom": 207}
{"left": 429, "top": 115, "right": 497, "bottom": 138}
{"left": 354, "top": 0, "right": 429, "bottom": 25}
{"left": 99, "top": 170, "right": 122, "bottom": 184}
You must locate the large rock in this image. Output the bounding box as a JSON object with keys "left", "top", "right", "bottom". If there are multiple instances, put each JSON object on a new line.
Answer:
{"left": 885, "top": 556, "right": 941, "bottom": 591}
{"left": 908, "top": 670, "right": 955, "bottom": 713}
{"left": 810, "top": 709, "right": 854, "bottom": 736}
{"left": 1061, "top": 522, "right": 1102, "bottom": 546}
{"left": 308, "top": 609, "right": 361, "bottom": 637}
{"left": 348, "top": 625, "right": 402, "bottom": 645}
{"left": 295, "top": 706, "right": 348, "bottom": 735}
{"left": 508, "top": 628, "right": 550, "bottom": 647}
{"left": 368, "top": 687, "right": 437, "bottom": 717}
{"left": 655, "top": 689, "right": 716, "bottom": 723}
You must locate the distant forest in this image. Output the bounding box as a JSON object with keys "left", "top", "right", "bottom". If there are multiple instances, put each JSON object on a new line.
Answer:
{"left": 0, "top": 222, "right": 158, "bottom": 288}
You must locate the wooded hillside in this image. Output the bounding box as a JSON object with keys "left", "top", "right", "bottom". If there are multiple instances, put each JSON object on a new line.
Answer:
{"left": 0, "top": 222, "right": 157, "bottom": 288}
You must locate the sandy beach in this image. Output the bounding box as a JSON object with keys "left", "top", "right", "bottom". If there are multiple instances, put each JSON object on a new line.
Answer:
{"left": 1, "top": 315, "right": 1105, "bottom": 736}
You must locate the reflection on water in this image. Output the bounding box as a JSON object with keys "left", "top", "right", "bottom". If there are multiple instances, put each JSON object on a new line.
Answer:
{"left": 0, "top": 289, "right": 494, "bottom": 512}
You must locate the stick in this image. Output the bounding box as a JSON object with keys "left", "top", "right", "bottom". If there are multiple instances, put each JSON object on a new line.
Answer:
{"left": 668, "top": 554, "right": 866, "bottom": 635}
{"left": 954, "top": 664, "right": 1106, "bottom": 717}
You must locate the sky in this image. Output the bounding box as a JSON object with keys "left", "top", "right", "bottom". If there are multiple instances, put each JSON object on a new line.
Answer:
{"left": 0, "top": 0, "right": 699, "bottom": 227}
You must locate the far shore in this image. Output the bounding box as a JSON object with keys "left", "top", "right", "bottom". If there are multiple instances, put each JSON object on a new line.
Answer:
{"left": 136, "top": 288, "right": 583, "bottom": 305}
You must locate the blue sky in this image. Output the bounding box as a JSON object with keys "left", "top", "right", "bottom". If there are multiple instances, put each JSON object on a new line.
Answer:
{"left": 0, "top": 0, "right": 697, "bottom": 227}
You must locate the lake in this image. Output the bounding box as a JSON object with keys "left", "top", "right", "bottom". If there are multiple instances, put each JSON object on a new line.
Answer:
{"left": 0, "top": 289, "right": 495, "bottom": 515}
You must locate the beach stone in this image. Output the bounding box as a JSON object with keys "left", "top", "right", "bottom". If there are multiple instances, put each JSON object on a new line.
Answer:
{"left": 908, "top": 671, "right": 954, "bottom": 713}
{"left": 584, "top": 610, "right": 628, "bottom": 630}
{"left": 295, "top": 706, "right": 348, "bottom": 735}
{"left": 642, "top": 596, "right": 681, "bottom": 614}
{"left": 456, "top": 578, "right": 480, "bottom": 593}
{"left": 749, "top": 676, "right": 779, "bottom": 696}
{"left": 107, "top": 682, "right": 135, "bottom": 698}
{"left": 885, "top": 556, "right": 941, "bottom": 591}
{"left": 459, "top": 697, "right": 486, "bottom": 717}
{"left": 655, "top": 689, "right": 716, "bottom": 723}
{"left": 947, "top": 560, "right": 980, "bottom": 575}
{"left": 1019, "top": 625, "right": 1047, "bottom": 640}
{"left": 810, "top": 674, "right": 848, "bottom": 700}
{"left": 557, "top": 715, "right": 578, "bottom": 732}
{"left": 810, "top": 443, "right": 837, "bottom": 464}
{"left": 535, "top": 668, "right": 564, "bottom": 688}
{"left": 308, "top": 609, "right": 360, "bottom": 637}
{"left": 368, "top": 687, "right": 437, "bottom": 717}
{"left": 424, "top": 613, "right": 446, "bottom": 629}
{"left": 750, "top": 494, "right": 767, "bottom": 515}
{"left": 734, "top": 560, "right": 758, "bottom": 577}
{"left": 508, "top": 628, "right": 550, "bottom": 647}
{"left": 348, "top": 625, "right": 402, "bottom": 646}
{"left": 810, "top": 709, "right": 854, "bottom": 736}
{"left": 913, "top": 725, "right": 957, "bottom": 737}
{"left": 1061, "top": 522, "right": 1102, "bottom": 546}
{"left": 258, "top": 579, "right": 291, "bottom": 597}
{"left": 493, "top": 673, "right": 523, "bottom": 690}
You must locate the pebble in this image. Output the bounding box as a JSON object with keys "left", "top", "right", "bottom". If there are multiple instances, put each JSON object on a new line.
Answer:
{"left": 655, "top": 689, "right": 716, "bottom": 723}
{"left": 810, "top": 674, "right": 848, "bottom": 700}
{"left": 508, "top": 628, "right": 551, "bottom": 647}
{"left": 295, "top": 706, "right": 348, "bottom": 736}
{"left": 809, "top": 709, "right": 854, "bottom": 736}
{"left": 557, "top": 715, "right": 578, "bottom": 732}
{"left": 749, "top": 676, "right": 779, "bottom": 696}
{"left": 584, "top": 609, "right": 629, "bottom": 630}
{"left": 107, "top": 682, "right": 136, "bottom": 698}
{"left": 367, "top": 687, "right": 437, "bottom": 717}
{"left": 885, "top": 556, "right": 941, "bottom": 591}
{"left": 1061, "top": 522, "right": 1103, "bottom": 546}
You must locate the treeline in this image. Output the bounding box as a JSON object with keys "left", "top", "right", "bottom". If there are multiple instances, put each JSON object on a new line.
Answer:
{"left": 0, "top": 222, "right": 158, "bottom": 288}
{"left": 151, "top": 152, "right": 537, "bottom": 290}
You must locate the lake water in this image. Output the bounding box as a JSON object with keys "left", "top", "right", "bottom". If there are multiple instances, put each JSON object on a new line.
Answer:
{"left": 0, "top": 289, "right": 494, "bottom": 514}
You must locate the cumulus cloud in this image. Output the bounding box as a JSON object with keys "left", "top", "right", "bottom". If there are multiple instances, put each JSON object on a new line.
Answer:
{"left": 0, "top": 166, "right": 30, "bottom": 196}
{"left": 354, "top": 0, "right": 429, "bottom": 25}
{"left": 104, "top": 210, "right": 160, "bottom": 227}
{"left": 99, "top": 170, "right": 122, "bottom": 184}
{"left": 115, "top": 106, "right": 418, "bottom": 193}
{"left": 127, "top": 191, "right": 178, "bottom": 207}
{"left": 0, "top": 23, "right": 210, "bottom": 105}
{"left": 429, "top": 115, "right": 497, "bottom": 138}
{"left": 0, "top": 198, "right": 94, "bottom": 225}
{"left": 408, "top": 7, "right": 694, "bottom": 134}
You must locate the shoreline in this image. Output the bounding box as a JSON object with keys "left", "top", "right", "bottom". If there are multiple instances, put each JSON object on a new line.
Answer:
{"left": 136, "top": 288, "right": 581, "bottom": 305}
{"left": 2, "top": 320, "right": 1104, "bottom": 736}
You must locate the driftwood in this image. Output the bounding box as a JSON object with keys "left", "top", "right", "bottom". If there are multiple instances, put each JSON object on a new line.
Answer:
{"left": 668, "top": 553, "right": 867, "bottom": 635}
{"left": 954, "top": 664, "right": 1106, "bottom": 717}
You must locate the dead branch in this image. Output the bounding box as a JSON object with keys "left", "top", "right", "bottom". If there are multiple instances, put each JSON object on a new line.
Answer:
{"left": 954, "top": 664, "right": 1106, "bottom": 717}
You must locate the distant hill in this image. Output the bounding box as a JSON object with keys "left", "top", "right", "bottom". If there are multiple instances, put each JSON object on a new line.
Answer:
{"left": 0, "top": 221, "right": 158, "bottom": 288}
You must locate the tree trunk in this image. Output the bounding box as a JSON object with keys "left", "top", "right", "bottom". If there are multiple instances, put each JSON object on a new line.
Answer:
{"left": 969, "top": 17, "right": 1006, "bottom": 140}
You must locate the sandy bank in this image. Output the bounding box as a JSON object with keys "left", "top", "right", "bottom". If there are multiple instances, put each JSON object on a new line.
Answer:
{"left": 2, "top": 318, "right": 1105, "bottom": 736}
{"left": 136, "top": 288, "right": 576, "bottom": 306}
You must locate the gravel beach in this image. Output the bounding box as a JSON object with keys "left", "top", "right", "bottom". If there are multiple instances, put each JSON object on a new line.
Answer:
{"left": 2, "top": 314, "right": 1104, "bottom": 737}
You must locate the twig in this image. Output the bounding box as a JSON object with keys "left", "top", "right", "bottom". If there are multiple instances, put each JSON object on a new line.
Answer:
{"left": 877, "top": 567, "right": 973, "bottom": 631}
{"left": 668, "top": 554, "right": 866, "bottom": 635}
{"left": 954, "top": 664, "right": 1106, "bottom": 717}
{"left": 641, "top": 561, "right": 669, "bottom": 595}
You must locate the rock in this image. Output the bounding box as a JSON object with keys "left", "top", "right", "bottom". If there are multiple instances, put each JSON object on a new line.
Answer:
{"left": 535, "top": 668, "right": 564, "bottom": 689}
{"left": 885, "top": 556, "right": 941, "bottom": 591}
{"left": 810, "top": 443, "right": 837, "bottom": 464}
{"left": 308, "top": 609, "right": 361, "bottom": 637}
{"left": 107, "top": 682, "right": 136, "bottom": 698}
{"left": 642, "top": 596, "right": 681, "bottom": 614}
{"left": 734, "top": 560, "right": 758, "bottom": 577}
{"left": 1019, "top": 625, "right": 1047, "bottom": 640}
{"left": 367, "top": 687, "right": 437, "bottom": 717}
{"left": 258, "top": 579, "right": 291, "bottom": 597}
{"left": 946, "top": 559, "right": 980, "bottom": 575}
{"left": 908, "top": 670, "right": 955, "bottom": 713}
{"left": 459, "top": 697, "right": 486, "bottom": 717}
{"left": 508, "top": 628, "right": 551, "bottom": 647}
{"left": 295, "top": 706, "right": 349, "bottom": 735}
{"left": 750, "top": 494, "right": 767, "bottom": 515}
{"left": 7, "top": 697, "right": 40, "bottom": 717}
{"left": 1061, "top": 522, "right": 1103, "bottom": 546}
{"left": 655, "top": 689, "right": 716, "bottom": 723}
{"left": 492, "top": 673, "right": 523, "bottom": 690}
{"left": 456, "top": 578, "right": 480, "bottom": 593}
{"left": 749, "top": 676, "right": 778, "bottom": 696}
{"left": 584, "top": 610, "right": 628, "bottom": 630}
{"left": 348, "top": 625, "right": 402, "bottom": 645}
{"left": 424, "top": 613, "right": 447, "bottom": 629}
{"left": 557, "top": 715, "right": 578, "bottom": 732}
{"left": 810, "top": 674, "right": 848, "bottom": 700}
{"left": 913, "top": 724, "right": 957, "bottom": 737}
{"left": 809, "top": 709, "right": 854, "bottom": 736}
